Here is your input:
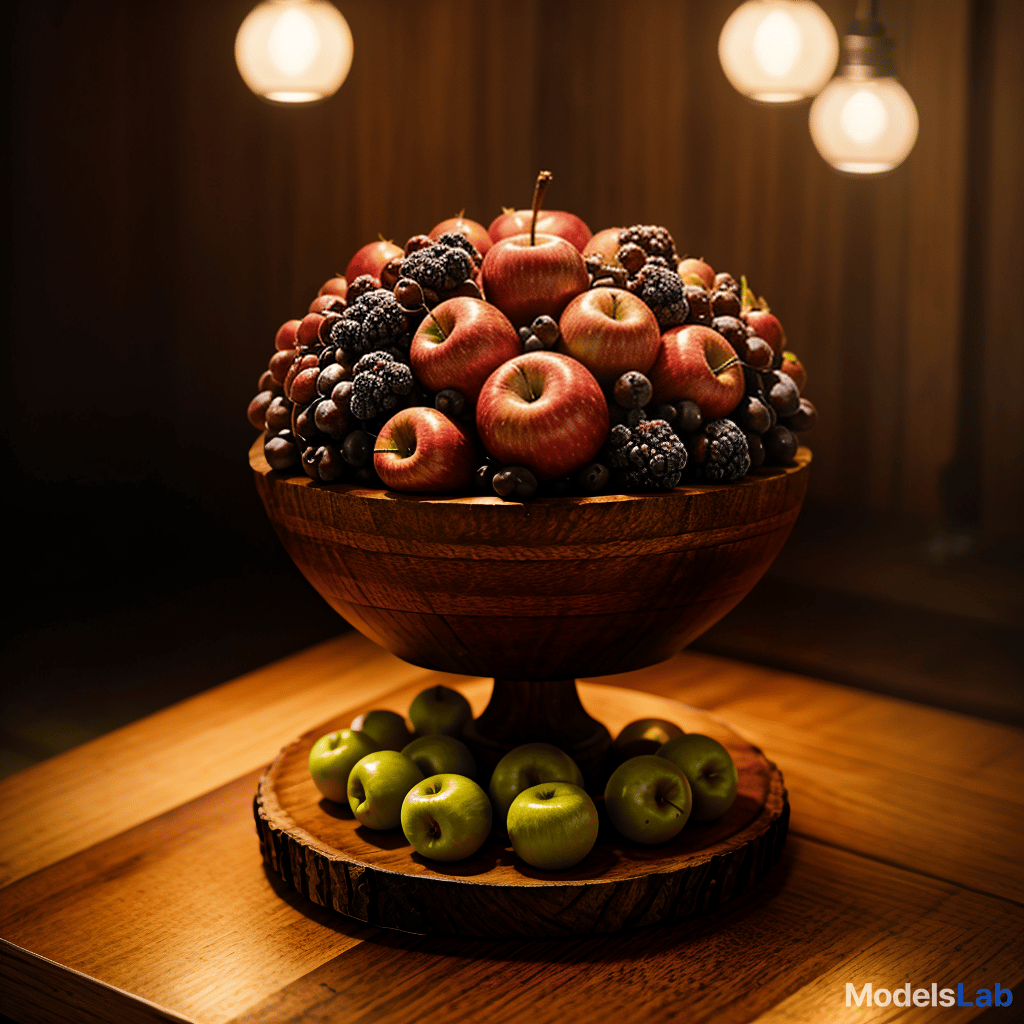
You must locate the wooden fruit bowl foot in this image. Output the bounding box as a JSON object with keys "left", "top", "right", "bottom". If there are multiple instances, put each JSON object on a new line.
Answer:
{"left": 462, "top": 679, "right": 612, "bottom": 788}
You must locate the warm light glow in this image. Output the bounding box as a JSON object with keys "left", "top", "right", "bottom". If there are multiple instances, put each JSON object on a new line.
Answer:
{"left": 235, "top": 0, "right": 353, "bottom": 105}
{"left": 810, "top": 77, "right": 918, "bottom": 174}
{"left": 753, "top": 11, "right": 801, "bottom": 78}
{"left": 839, "top": 89, "right": 888, "bottom": 145}
{"left": 267, "top": 8, "right": 321, "bottom": 77}
{"left": 719, "top": 0, "right": 838, "bottom": 103}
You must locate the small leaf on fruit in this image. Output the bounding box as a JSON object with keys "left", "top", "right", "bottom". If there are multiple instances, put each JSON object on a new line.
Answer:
{"left": 740, "top": 275, "right": 756, "bottom": 313}
{"left": 681, "top": 273, "right": 706, "bottom": 287}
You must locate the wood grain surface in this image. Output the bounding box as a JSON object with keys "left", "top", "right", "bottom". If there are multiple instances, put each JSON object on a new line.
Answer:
{"left": 1, "top": 632, "right": 1021, "bottom": 1024}
{"left": 251, "top": 438, "right": 810, "bottom": 680}
{"left": 255, "top": 685, "right": 788, "bottom": 937}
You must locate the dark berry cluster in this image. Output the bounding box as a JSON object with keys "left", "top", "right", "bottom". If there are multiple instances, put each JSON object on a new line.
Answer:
{"left": 399, "top": 240, "right": 477, "bottom": 303}
{"left": 605, "top": 419, "right": 688, "bottom": 491}
{"left": 329, "top": 289, "right": 411, "bottom": 362}
{"left": 618, "top": 225, "right": 678, "bottom": 264}
{"left": 349, "top": 351, "right": 415, "bottom": 421}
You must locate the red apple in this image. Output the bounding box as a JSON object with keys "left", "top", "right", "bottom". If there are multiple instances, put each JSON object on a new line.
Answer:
{"left": 557, "top": 287, "right": 661, "bottom": 388}
{"left": 648, "top": 325, "right": 745, "bottom": 419}
{"left": 677, "top": 258, "right": 716, "bottom": 290}
{"left": 318, "top": 275, "right": 348, "bottom": 298}
{"left": 345, "top": 240, "right": 403, "bottom": 283}
{"left": 743, "top": 309, "right": 787, "bottom": 358}
{"left": 583, "top": 227, "right": 624, "bottom": 264}
{"left": 373, "top": 407, "right": 476, "bottom": 493}
{"left": 476, "top": 351, "right": 609, "bottom": 481}
{"left": 488, "top": 209, "right": 592, "bottom": 252}
{"left": 479, "top": 234, "right": 589, "bottom": 327}
{"left": 409, "top": 297, "right": 521, "bottom": 404}
{"left": 429, "top": 215, "right": 492, "bottom": 256}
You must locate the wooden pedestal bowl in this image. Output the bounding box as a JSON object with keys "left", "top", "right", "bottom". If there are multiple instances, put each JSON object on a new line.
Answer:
{"left": 250, "top": 436, "right": 810, "bottom": 936}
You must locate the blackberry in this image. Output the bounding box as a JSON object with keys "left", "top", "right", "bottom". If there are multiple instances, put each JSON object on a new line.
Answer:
{"left": 688, "top": 419, "right": 750, "bottom": 482}
{"left": 330, "top": 289, "right": 408, "bottom": 361}
{"left": 401, "top": 242, "right": 475, "bottom": 296}
{"left": 644, "top": 255, "right": 676, "bottom": 273}
{"left": 618, "top": 225, "right": 678, "bottom": 264}
{"left": 435, "top": 231, "right": 482, "bottom": 267}
{"left": 349, "top": 350, "right": 415, "bottom": 421}
{"left": 605, "top": 419, "right": 687, "bottom": 491}
{"left": 629, "top": 264, "right": 689, "bottom": 328}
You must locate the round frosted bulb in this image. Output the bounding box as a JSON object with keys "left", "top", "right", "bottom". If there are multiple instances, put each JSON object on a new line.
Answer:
{"left": 235, "top": 0, "right": 353, "bottom": 105}
{"left": 753, "top": 11, "right": 801, "bottom": 77}
{"left": 719, "top": 0, "right": 838, "bottom": 103}
{"left": 810, "top": 77, "right": 918, "bottom": 174}
{"left": 267, "top": 8, "right": 321, "bottom": 76}
{"left": 839, "top": 89, "right": 888, "bottom": 145}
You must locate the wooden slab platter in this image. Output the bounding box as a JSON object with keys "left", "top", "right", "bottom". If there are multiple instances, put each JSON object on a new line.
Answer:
{"left": 255, "top": 681, "right": 787, "bottom": 938}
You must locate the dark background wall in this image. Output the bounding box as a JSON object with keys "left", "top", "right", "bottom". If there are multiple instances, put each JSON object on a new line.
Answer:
{"left": 2, "top": 0, "right": 1022, "bottom": 770}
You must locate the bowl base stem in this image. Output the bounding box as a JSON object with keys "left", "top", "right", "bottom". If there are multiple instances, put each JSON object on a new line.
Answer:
{"left": 463, "top": 679, "right": 612, "bottom": 790}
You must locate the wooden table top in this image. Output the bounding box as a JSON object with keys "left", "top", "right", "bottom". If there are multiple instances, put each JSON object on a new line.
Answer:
{"left": 1, "top": 631, "right": 1022, "bottom": 1024}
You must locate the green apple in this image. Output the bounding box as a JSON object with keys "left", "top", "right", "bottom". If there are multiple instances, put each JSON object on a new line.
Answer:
{"left": 657, "top": 734, "right": 738, "bottom": 821}
{"left": 604, "top": 754, "right": 692, "bottom": 844}
{"left": 347, "top": 750, "right": 424, "bottom": 829}
{"left": 308, "top": 729, "right": 382, "bottom": 803}
{"left": 408, "top": 684, "right": 473, "bottom": 737}
{"left": 350, "top": 709, "right": 411, "bottom": 751}
{"left": 611, "top": 717, "right": 685, "bottom": 763}
{"left": 507, "top": 782, "right": 599, "bottom": 871}
{"left": 401, "top": 734, "right": 477, "bottom": 780}
{"left": 488, "top": 742, "right": 585, "bottom": 833}
{"left": 400, "top": 774, "right": 493, "bottom": 862}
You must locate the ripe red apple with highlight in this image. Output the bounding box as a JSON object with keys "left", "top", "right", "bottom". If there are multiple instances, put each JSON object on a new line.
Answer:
{"left": 476, "top": 351, "right": 609, "bottom": 481}
{"left": 488, "top": 209, "right": 592, "bottom": 252}
{"left": 373, "top": 407, "right": 476, "bottom": 493}
{"left": 345, "top": 240, "right": 403, "bottom": 283}
{"left": 410, "top": 297, "right": 521, "bottom": 404}
{"left": 677, "top": 258, "right": 715, "bottom": 290}
{"left": 429, "top": 215, "right": 492, "bottom": 255}
{"left": 582, "top": 227, "right": 624, "bottom": 264}
{"left": 744, "top": 309, "right": 787, "bottom": 358}
{"left": 558, "top": 287, "right": 661, "bottom": 387}
{"left": 479, "top": 234, "right": 589, "bottom": 327}
{"left": 648, "top": 325, "right": 745, "bottom": 419}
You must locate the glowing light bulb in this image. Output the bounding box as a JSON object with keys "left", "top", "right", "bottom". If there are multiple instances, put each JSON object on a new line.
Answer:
{"left": 753, "top": 11, "right": 802, "bottom": 78}
{"left": 235, "top": 0, "right": 353, "bottom": 105}
{"left": 839, "top": 89, "right": 888, "bottom": 145}
{"left": 810, "top": 78, "right": 918, "bottom": 174}
{"left": 267, "top": 8, "right": 321, "bottom": 77}
{"left": 719, "top": 1, "right": 838, "bottom": 104}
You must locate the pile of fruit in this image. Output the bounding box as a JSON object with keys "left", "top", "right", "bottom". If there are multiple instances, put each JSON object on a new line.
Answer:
{"left": 309, "top": 684, "right": 739, "bottom": 870}
{"left": 247, "top": 172, "right": 816, "bottom": 498}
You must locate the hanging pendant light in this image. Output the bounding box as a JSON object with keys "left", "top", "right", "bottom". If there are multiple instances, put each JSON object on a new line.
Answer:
{"left": 235, "top": 0, "right": 353, "bottom": 105}
{"left": 719, "top": 0, "right": 839, "bottom": 104}
{"left": 809, "top": 1, "right": 918, "bottom": 174}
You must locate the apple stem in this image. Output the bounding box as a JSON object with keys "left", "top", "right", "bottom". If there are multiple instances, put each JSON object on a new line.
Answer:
{"left": 515, "top": 362, "right": 539, "bottom": 401}
{"left": 713, "top": 355, "right": 740, "bottom": 377}
{"left": 665, "top": 800, "right": 686, "bottom": 814}
{"left": 530, "top": 170, "right": 553, "bottom": 247}
{"left": 425, "top": 304, "right": 449, "bottom": 339}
